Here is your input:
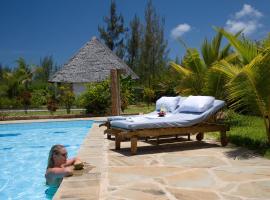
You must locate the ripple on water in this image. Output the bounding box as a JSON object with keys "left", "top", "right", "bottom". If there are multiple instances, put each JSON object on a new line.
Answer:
{"left": 0, "top": 133, "right": 21, "bottom": 138}
{"left": 52, "top": 131, "right": 66, "bottom": 134}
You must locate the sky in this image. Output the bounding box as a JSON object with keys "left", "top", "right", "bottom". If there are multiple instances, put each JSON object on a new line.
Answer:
{"left": 0, "top": 0, "right": 269, "bottom": 68}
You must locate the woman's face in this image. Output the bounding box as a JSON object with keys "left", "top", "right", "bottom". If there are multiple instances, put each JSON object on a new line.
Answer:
{"left": 53, "top": 148, "right": 68, "bottom": 166}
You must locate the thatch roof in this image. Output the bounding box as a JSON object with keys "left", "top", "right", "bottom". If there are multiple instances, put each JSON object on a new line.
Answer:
{"left": 49, "top": 37, "right": 138, "bottom": 83}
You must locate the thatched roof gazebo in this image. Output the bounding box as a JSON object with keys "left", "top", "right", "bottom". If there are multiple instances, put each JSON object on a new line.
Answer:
{"left": 49, "top": 37, "right": 138, "bottom": 95}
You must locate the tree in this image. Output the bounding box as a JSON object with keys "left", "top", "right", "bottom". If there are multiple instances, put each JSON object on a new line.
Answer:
{"left": 0, "top": 64, "right": 3, "bottom": 82}
{"left": 126, "top": 15, "right": 142, "bottom": 72}
{"left": 98, "top": 0, "right": 127, "bottom": 58}
{"left": 15, "top": 57, "right": 33, "bottom": 90}
{"left": 212, "top": 28, "right": 270, "bottom": 144}
{"left": 33, "top": 56, "right": 57, "bottom": 90}
{"left": 139, "top": 0, "right": 168, "bottom": 87}
{"left": 15, "top": 58, "right": 33, "bottom": 113}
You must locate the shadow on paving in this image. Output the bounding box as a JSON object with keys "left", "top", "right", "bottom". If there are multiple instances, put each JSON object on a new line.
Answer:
{"left": 224, "top": 147, "right": 261, "bottom": 160}
{"left": 110, "top": 138, "right": 220, "bottom": 156}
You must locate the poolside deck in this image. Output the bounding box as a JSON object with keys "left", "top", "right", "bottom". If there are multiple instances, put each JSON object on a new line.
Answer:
{"left": 7, "top": 118, "right": 266, "bottom": 200}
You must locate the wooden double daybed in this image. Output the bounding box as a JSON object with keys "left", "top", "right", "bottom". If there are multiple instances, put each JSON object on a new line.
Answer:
{"left": 100, "top": 97, "right": 230, "bottom": 155}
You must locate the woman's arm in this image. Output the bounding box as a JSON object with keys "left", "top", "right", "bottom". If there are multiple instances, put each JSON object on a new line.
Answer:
{"left": 62, "top": 157, "right": 81, "bottom": 167}
{"left": 45, "top": 166, "right": 73, "bottom": 179}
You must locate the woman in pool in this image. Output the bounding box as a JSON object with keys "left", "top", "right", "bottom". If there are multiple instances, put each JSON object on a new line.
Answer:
{"left": 45, "top": 144, "right": 83, "bottom": 186}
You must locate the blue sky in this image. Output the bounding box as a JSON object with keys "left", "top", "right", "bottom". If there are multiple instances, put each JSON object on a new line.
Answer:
{"left": 0, "top": 0, "right": 269, "bottom": 67}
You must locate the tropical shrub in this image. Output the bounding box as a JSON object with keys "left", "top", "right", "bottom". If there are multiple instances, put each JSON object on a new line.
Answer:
{"left": 46, "top": 84, "right": 59, "bottom": 114}
{"left": 31, "top": 89, "right": 47, "bottom": 107}
{"left": 47, "top": 97, "right": 58, "bottom": 114}
{"left": 212, "top": 28, "right": 270, "bottom": 143}
{"left": 170, "top": 31, "right": 234, "bottom": 98}
{"left": 59, "top": 85, "right": 75, "bottom": 114}
{"left": 78, "top": 80, "right": 111, "bottom": 114}
{"left": 120, "top": 76, "right": 135, "bottom": 111}
{"left": 143, "top": 87, "right": 155, "bottom": 107}
{"left": 18, "top": 90, "right": 32, "bottom": 114}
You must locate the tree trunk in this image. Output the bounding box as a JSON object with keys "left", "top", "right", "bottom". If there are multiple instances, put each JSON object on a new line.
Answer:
{"left": 66, "top": 107, "right": 71, "bottom": 114}
{"left": 24, "top": 105, "right": 28, "bottom": 114}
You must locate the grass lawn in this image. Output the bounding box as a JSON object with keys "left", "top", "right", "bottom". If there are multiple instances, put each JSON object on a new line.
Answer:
{"left": 1, "top": 109, "right": 84, "bottom": 117}
{"left": 123, "top": 103, "right": 155, "bottom": 114}
{"left": 225, "top": 111, "right": 270, "bottom": 158}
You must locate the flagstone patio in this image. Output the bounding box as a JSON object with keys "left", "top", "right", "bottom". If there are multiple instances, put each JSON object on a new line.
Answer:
{"left": 54, "top": 121, "right": 270, "bottom": 200}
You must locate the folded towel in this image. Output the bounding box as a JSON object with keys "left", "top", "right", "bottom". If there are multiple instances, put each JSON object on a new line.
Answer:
{"left": 145, "top": 113, "right": 172, "bottom": 119}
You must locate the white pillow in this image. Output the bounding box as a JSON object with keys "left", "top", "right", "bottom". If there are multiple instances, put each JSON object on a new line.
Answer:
{"left": 156, "top": 96, "right": 181, "bottom": 112}
{"left": 179, "top": 96, "right": 215, "bottom": 113}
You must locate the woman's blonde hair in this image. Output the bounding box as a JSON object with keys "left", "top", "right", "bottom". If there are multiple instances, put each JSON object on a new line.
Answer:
{"left": 47, "top": 144, "right": 65, "bottom": 169}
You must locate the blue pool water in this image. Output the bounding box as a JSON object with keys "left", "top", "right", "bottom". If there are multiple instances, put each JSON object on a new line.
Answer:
{"left": 0, "top": 120, "right": 93, "bottom": 200}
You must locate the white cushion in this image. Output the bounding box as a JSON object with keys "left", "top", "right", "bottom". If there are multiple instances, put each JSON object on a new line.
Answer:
{"left": 179, "top": 96, "right": 215, "bottom": 113}
{"left": 156, "top": 96, "right": 181, "bottom": 112}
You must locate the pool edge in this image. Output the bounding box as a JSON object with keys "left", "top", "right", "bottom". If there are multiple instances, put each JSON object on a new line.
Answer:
{"left": 53, "top": 120, "right": 107, "bottom": 199}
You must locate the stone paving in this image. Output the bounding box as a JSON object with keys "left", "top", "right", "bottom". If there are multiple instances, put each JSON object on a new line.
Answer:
{"left": 42, "top": 119, "right": 270, "bottom": 200}
{"left": 105, "top": 134, "right": 270, "bottom": 200}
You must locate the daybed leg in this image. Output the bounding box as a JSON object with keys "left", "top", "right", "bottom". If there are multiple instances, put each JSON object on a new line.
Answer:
{"left": 107, "top": 134, "right": 111, "bottom": 139}
{"left": 175, "top": 135, "right": 178, "bottom": 139}
{"left": 115, "top": 134, "right": 122, "bottom": 150}
{"left": 188, "top": 133, "right": 190, "bottom": 141}
{"left": 156, "top": 136, "right": 160, "bottom": 145}
{"left": 196, "top": 132, "right": 204, "bottom": 141}
{"left": 220, "top": 131, "right": 228, "bottom": 146}
{"left": 131, "top": 136, "right": 138, "bottom": 155}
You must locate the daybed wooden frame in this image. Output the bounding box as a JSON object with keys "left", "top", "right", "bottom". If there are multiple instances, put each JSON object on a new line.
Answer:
{"left": 100, "top": 112, "right": 229, "bottom": 155}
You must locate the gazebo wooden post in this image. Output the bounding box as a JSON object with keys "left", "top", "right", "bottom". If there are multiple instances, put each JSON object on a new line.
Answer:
{"left": 111, "top": 69, "right": 121, "bottom": 116}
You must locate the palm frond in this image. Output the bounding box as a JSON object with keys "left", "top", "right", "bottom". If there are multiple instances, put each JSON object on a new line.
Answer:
{"left": 215, "top": 27, "right": 258, "bottom": 64}
{"left": 170, "top": 62, "right": 192, "bottom": 76}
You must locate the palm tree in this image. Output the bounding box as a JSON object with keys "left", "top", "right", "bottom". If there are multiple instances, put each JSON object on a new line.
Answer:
{"left": 15, "top": 58, "right": 33, "bottom": 113}
{"left": 170, "top": 31, "right": 234, "bottom": 98}
{"left": 212, "top": 28, "right": 270, "bottom": 143}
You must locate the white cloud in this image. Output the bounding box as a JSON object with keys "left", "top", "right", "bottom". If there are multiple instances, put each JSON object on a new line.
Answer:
{"left": 171, "top": 23, "right": 191, "bottom": 39}
{"left": 225, "top": 4, "right": 263, "bottom": 36}
{"left": 235, "top": 4, "right": 263, "bottom": 19}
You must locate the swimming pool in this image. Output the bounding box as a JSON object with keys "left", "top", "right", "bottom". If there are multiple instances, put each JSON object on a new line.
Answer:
{"left": 0, "top": 120, "right": 93, "bottom": 200}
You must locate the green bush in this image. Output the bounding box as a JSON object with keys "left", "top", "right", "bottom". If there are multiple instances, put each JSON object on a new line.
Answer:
{"left": 31, "top": 89, "right": 47, "bottom": 107}
{"left": 47, "top": 97, "right": 58, "bottom": 114}
{"left": 0, "top": 97, "right": 21, "bottom": 109}
{"left": 78, "top": 80, "right": 111, "bottom": 114}
{"left": 120, "top": 76, "right": 135, "bottom": 111}
{"left": 143, "top": 87, "right": 155, "bottom": 106}
{"left": 0, "top": 97, "right": 11, "bottom": 109}
{"left": 59, "top": 85, "right": 75, "bottom": 114}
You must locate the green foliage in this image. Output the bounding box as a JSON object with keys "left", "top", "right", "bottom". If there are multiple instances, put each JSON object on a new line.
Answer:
{"left": 34, "top": 56, "right": 55, "bottom": 82}
{"left": 46, "top": 84, "right": 59, "bottom": 114}
{"left": 154, "top": 68, "right": 180, "bottom": 99}
{"left": 170, "top": 30, "right": 234, "bottom": 97}
{"left": 143, "top": 87, "right": 155, "bottom": 107}
{"left": 120, "top": 76, "right": 135, "bottom": 111}
{"left": 78, "top": 80, "right": 111, "bottom": 114}
{"left": 98, "top": 0, "right": 127, "bottom": 58}
{"left": 126, "top": 15, "right": 142, "bottom": 73}
{"left": 47, "top": 98, "right": 58, "bottom": 114}
{"left": 261, "top": 32, "right": 270, "bottom": 48}
{"left": 18, "top": 90, "right": 32, "bottom": 113}
{"left": 31, "top": 89, "right": 47, "bottom": 107}
{"left": 212, "top": 28, "right": 270, "bottom": 143}
{"left": 139, "top": 0, "right": 168, "bottom": 87}
{"left": 123, "top": 103, "right": 155, "bottom": 114}
{"left": 225, "top": 110, "right": 269, "bottom": 156}
{"left": 59, "top": 84, "right": 75, "bottom": 114}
